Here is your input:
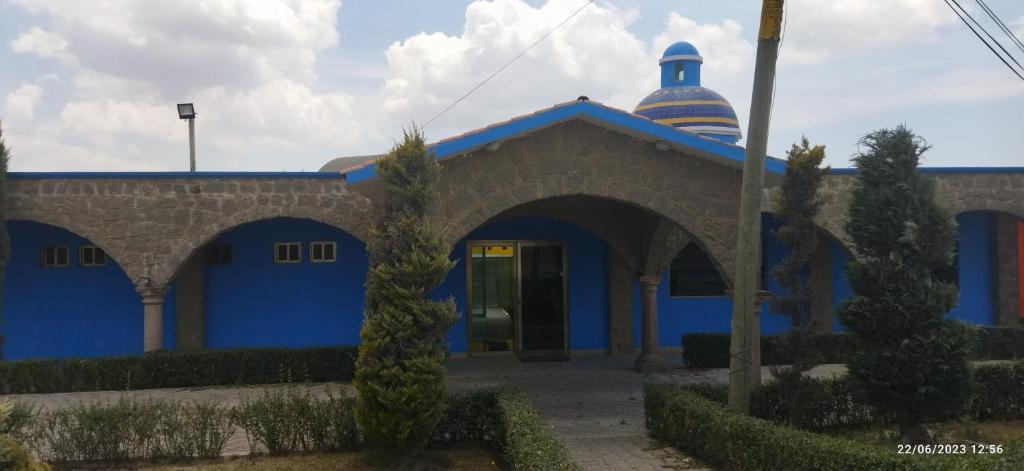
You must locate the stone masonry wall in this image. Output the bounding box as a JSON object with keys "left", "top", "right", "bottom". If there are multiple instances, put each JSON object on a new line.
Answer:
{"left": 5, "top": 177, "right": 374, "bottom": 290}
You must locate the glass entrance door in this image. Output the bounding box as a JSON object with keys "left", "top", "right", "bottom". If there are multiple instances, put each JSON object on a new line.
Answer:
{"left": 518, "top": 243, "right": 567, "bottom": 354}
{"left": 469, "top": 244, "right": 516, "bottom": 354}
{"left": 467, "top": 241, "right": 567, "bottom": 357}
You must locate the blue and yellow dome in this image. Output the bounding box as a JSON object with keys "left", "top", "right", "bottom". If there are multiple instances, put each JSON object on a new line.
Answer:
{"left": 634, "top": 42, "right": 742, "bottom": 144}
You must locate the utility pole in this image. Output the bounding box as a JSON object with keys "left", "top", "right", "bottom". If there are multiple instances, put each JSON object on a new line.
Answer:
{"left": 728, "top": 0, "right": 784, "bottom": 414}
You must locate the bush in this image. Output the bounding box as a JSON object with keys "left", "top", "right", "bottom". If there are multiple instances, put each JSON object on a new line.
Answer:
{"left": 645, "top": 384, "right": 1023, "bottom": 471}
{"left": 26, "top": 397, "right": 234, "bottom": 462}
{"left": 684, "top": 360, "right": 1024, "bottom": 430}
{"left": 0, "top": 345, "right": 358, "bottom": 394}
{"left": 682, "top": 327, "right": 1020, "bottom": 369}
{"left": 0, "top": 435, "right": 49, "bottom": 471}
{"left": 158, "top": 401, "right": 235, "bottom": 459}
{"left": 494, "top": 390, "right": 580, "bottom": 471}
{"left": 355, "top": 129, "right": 458, "bottom": 449}
{"left": 233, "top": 387, "right": 358, "bottom": 455}
{"left": 970, "top": 361, "right": 1024, "bottom": 421}
{"left": 975, "top": 327, "right": 1024, "bottom": 360}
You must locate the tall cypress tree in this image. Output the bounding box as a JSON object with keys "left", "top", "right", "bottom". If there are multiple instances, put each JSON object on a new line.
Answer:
{"left": 0, "top": 123, "right": 10, "bottom": 360}
{"left": 354, "top": 128, "right": 458, "bottom": 449}
{"left": 768, "top": 137, "right": 828, "bottom": 427}
{"left": 840, "top": 125, "right": 971, "bottom": 443}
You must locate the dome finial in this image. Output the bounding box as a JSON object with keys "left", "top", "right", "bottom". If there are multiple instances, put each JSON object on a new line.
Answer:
{"left": 659, "top": 41, "right": 702, "bottom": 88}
{"left": 634, "top": 40, "right": 742, "bottom": 144}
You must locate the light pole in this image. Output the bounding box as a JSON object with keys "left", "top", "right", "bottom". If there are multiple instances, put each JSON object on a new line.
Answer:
{"left": 177, "top": 103, "right": 197, "bottom": 172}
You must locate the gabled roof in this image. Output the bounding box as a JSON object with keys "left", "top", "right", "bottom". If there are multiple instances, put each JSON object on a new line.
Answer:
{"left": 342, "top": 99, "right": 786, "bottom": 184}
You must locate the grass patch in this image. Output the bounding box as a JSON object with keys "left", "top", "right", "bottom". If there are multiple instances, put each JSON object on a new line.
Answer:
{"left": 832, "top": 420, "right": 1024, "bottom": 447}
{"left": 143, "top": 447, "right": 502, "bottom": 470}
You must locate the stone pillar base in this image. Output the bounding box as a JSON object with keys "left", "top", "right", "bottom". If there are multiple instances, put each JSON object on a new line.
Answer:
{"left": 635, "top": 355, "right": 667, "bottom": 373}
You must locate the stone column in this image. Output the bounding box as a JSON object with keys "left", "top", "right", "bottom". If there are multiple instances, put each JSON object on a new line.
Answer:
{"left": 635, "top": 275, "right": 666, "bottom": 373}
{"left": 175, "top": 255, "right": 206, "bottom": 349}
{"left": 993, "top": 214, "right": 1020, "bottom": 326}
{"left": 809, "top": 233, "right": 834, "bottom": 332}
{"left": 608, "top": 250, "right": 635, "bottom": 354}
{"left": 138, "top": 287, "right": 166, "bottom": 352}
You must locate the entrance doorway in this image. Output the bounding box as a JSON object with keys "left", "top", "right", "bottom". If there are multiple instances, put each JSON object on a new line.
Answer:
{"left": 467, "top": 241, "right": 567, "bottom": 357}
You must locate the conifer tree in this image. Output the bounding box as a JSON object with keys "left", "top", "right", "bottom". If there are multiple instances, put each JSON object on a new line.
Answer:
{"left": 354, "top": 128, "right": 458, "bottom": 449}
{"left": 768, "top": 137, "right": 828, "bottom": 427}
{"left": 0, "top": 123, "right": 10, "bottom": 359}
{"left": 840, "top": 125, "right": 971, "bottom": 443}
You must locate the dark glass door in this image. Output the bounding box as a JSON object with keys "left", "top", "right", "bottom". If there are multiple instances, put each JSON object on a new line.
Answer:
{"left": 518, "top": 244, "right": 566, "bottom": 353}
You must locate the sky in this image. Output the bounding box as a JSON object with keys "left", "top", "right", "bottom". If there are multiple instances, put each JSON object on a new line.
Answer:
{"left": 1, "top": 0, "right": 1022, "bottom": 172}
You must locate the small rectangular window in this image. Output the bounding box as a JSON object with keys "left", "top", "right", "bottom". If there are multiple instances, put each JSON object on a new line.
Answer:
{"left": 310, "top": 241, "right": 337, "bottom": 263}
{"left": 41, "top": 246, "right": 70, "bottom": 268}
{"left": 207, "top": 244, "right": 233, "bottom": 265}
{"left": 79, "top": 245, "right": 107, "bottom": 267}
{"left": 274, "top": 242, "right": 301, "bottom": 263}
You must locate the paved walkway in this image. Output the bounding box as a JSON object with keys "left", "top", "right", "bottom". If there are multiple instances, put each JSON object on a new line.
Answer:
{"left": 2, "top": 355, "right": 846, "bottom": 470}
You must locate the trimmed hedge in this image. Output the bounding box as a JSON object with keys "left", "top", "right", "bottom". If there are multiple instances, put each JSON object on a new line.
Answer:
{"left": 0, "top": 346, "right": 359, "bottom": 394}
{"left": 682, "top": 326, "right": 1024, "bottom": 368}
{"left": 13, "top": 387, "right": 578, "bottom": 470}
{"left": 645, "top": 384, "right": 1024, "bottom": 471}
{"left": 683, "top": 360, "right": 1024, "bottom": 430}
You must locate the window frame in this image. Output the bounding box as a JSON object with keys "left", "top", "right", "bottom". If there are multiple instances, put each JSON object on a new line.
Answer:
{"left": 274, "top": 242, "right": 302, "bottom": 264}
{"left": 207, "top": 244, "right": 233, "bottom": 266}
{"left": 309, "top": 241, "right": 337, "bottom": 263}
{"left": 667, "top": 243, "right": 728, "bottom": 298}
{"left": 41, "top": 245, "right": 71, "bottom": 268}
{"left": 79, "top": 245, "right": 108, "bottom": 267}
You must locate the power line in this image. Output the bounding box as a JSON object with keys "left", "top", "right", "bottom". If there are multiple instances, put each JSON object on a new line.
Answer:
{"left": 949, "top": 0, "right": 1024, "bottom": 73}
{"left": 422, "top": 0, "right": 595, "bottom": 129}
{"left": 943, "top": 0, "right": 1024, "bottom": 82}
{"left": 974, "top": 0, "right": 1024, "bottom": 54}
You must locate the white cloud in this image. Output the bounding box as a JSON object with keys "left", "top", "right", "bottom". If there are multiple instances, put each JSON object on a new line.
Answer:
{"left": 4, "top": 84, "right": 45, "bottom": 121}
{"left": 781, "top": 0, "right": 955, "bottom": 64}
{"left": 10, "top": 27, "right": 77, "bottom": 64}
{"left": 381, "top": 0, "right": 659, "bottom": 137}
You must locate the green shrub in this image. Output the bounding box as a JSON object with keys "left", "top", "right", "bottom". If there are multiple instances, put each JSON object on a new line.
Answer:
{"left": 683, "top": 327, "right": 1019, "bottom": 369}
{"left": 683, "top": 332, "right": 862, "bottom": 368}
{"left": 0, "top": 435, "right": 49, "bottom": 471}
{"left": 646, "top": 384, "right": 1023, "bottom": 471}
{"left": 158, "top": 401, "right": 235, "bottom": 459}
{"left": 975, "top": 327, "right": 1024, "bottom": 360}
{"left": 970, "top": 361, "right": 1024, "bottom": 421}
{"left": 493, "top": 390, "right": 580, "bottom": 471}
{"left": 431, "top": 389, "right": 500, "bottom": 446}
{"left": 29, "top": 397, "right": 168, "bottom": 462}
{"left": 233, "top": 387, "right": 359, "bottom": 455}
{"left": 355, "top": 129, "right": 458, "bottom": 449}
{"left": 685, "top": 360, "right": 1024, "bottom": 431}
{"left": 0, "top": 402, "right": 36, "bottom": 438}
{"left": 0, "top": 345, "right": 358, "bottom": 394}
{"left": 26, "top": 397, "right": 235, "bottom": 462}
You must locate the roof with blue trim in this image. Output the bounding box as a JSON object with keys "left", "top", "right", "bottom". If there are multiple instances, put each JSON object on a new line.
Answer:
{"left": 340, "top": 98, "right": 786, "bottom": 184}
{"left": 634, "top": 87, "right": 741, "bottom": 137}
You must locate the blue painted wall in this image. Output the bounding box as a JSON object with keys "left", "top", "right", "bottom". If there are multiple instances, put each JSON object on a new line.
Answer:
{"left": 643, "top": 214, "right": 792, "bottom": 347}
{"left": 433, "top": 216, "right": 609, "bottom": 353}
{"left": 203, "top": 218, "right": 367, "bottom": 349}
{"left": 829, "top": 212, "right": 995, "bottom": 327}
{"left": 949, "top": 212, "right": 994, "bottom": 324}
{"left": 2, "top": 221, "right": 142, "bottom": 359}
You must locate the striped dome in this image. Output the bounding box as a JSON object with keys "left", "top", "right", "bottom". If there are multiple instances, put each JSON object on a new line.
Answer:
{"left": 634, "top": 41, "right": 742, "bottom": 143}
{"left": 634, "top": 87, "right": 742, "bottom": 140}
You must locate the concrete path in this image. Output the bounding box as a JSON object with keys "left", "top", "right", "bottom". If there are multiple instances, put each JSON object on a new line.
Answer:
{"left": 2, "top": 355, "right": 847, "bottom": 470}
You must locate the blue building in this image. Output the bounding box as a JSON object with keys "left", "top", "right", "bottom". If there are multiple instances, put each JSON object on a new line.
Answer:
{"left": 3, "top": 42, "right": 1023, "bottom": 371}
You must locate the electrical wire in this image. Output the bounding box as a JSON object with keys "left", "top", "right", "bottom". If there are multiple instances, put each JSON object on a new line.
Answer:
{"left": 948, "top": 0, "right": 1024, "bottom": 74}
{"left": 943, "top": 0, "right": 1024, "bottom": 82}
{"left": 421, "top": 0, "right": 595, "bottom": 129}
{"left": 974, "top": 0, "right": 1024, "bottom": 54}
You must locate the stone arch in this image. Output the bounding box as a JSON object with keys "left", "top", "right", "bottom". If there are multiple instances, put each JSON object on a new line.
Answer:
{"left": 431, "top": 120, "right": 744, "bottom": 285}
{"left": 5, "top": 213, "right": 147, "bottom": 285}
{"left": 157, "top": 205, "right": 373, "bottom": 288}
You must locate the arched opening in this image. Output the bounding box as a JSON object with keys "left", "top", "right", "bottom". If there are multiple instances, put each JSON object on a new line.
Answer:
{"left": 945, "top": 210, "right": 1021, "bottom": 326}
{"left": 433, "top": 214, "right": 609, "bottom": 357}
{"left": 167, "top": 217, "right": 368, "bottom": 350}
{"left": 2, "top": 220, "right": 145, "bottom": 359}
